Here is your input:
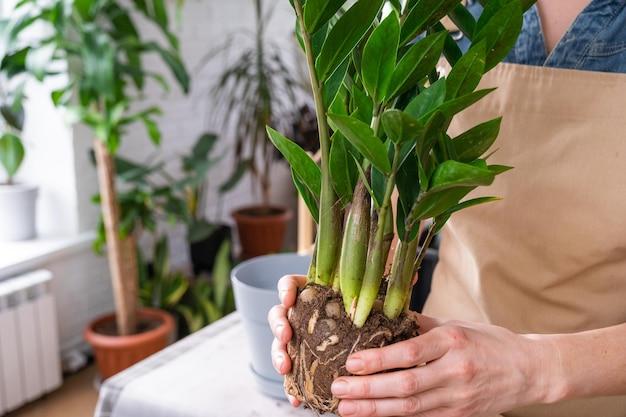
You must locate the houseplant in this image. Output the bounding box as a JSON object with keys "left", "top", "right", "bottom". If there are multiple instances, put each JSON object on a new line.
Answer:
{"left": 267, "top": 0, "right": 530, "bottom": 412}
{"left": 209, "top": 0, "right": 303, "bottom": 258}
{"left": 0, "top": 18, "right": 38, "bottom": 241}
{"left": 11, "top": 0, "right": 190, "bottom": 378}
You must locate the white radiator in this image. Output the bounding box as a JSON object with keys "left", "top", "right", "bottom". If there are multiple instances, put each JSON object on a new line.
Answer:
{"left": 0, "top": 270, "right": 62, "bottom": 415}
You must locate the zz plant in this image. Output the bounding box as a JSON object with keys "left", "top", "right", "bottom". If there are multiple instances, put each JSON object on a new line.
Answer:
{"left": 268, "top": 0, "right": 532, "bottom": 412}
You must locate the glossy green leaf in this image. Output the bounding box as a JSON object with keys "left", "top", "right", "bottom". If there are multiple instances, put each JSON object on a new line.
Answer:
{"left": 448, "top": 3, "right": 476, "bottom": 39}
{"left": 381, "top": 109, "right": 424, "bottom": 144}
{"left": 361, "top": 11, "right": 400, "bottom": 103}
{"left": 304, "top": 0, "right": 346, "bottom": 33}
{"left": 405, "top": 78, "right": 446, "bottom": 119}
{"left": 474, "top": 1, "right": 523, "bottom": 71}
{"left": 0, "top": 133, "right": 24, "bottom": 180}
{"left": 329, "top": 131, "right": 357, "bottom": 206}
{"left": 328, "top": 114, "right": 391, "bottom": 174}
{"left": 411, "top": 186, "right": 473, "bottom": 220}
{"left": 446, "top": 41, "right": 486, "bottom": 99}
{"left": 453, "top": 117, "right": 501, "bottom": 161}
{"left": 386, "top": 31, "right": 446, "bottom": 101}
{"left": 316, "top": 0, "right": 384, "bottom": 81}
{"left": 434, "top": 196, "right": 501, "bottom": 232}
{"left": 142, "top": 41, "right": 190, "bottom": 93}
{"left": 323, "top": 58, "right": 348, "bottom": 108}
{"left": 292, "top": 167, "right": 319, "bottom": 222}
{"left": 428, "top": 160, "right": 495, "bottom": 193}
{"left": 400, "top": 0, "right": 460, "bottom": 45}
{"left": 219, "top": 160, "right": 250, "bottom": 193}
{"left": 425, "top": 88, "right": 496, "bottom": 121}
{"left": 351, "top": 84, "right": 373, "bottom": 124}
{"left": 266, "top": 127, "right": 321, "bottom": 199}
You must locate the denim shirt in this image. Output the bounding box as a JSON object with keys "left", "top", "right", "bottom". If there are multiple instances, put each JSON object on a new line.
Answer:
{"left": 461, "top": 0, "right": 626, "bottom": 73}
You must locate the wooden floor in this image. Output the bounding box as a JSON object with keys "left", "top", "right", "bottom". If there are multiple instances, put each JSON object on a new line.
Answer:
{"left": 6, "top": 366, "right": 99, "bottom": 417}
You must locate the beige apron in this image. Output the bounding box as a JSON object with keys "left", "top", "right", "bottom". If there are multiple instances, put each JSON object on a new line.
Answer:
{"left": 423, "top": 63, "right": 626, "bottom": 417}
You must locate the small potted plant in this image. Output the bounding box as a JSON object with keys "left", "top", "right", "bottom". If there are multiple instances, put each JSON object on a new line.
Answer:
{"left": 12, "top": 0, "right": 190, "bottom": 379}
{"left": 208, "top": 0, "right": 304, "bottom": 258}
{"left": 0, "top": 20, "right": 37, "bottom": 241}
{"left": 266, "top": 0, "right": 528, "bottom": 412}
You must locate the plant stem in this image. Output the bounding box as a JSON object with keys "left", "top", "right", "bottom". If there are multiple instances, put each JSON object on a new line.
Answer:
{"left": 413, "top": 223, "right": 437, "bottom": 275}
{"left": 353, "top": 144, "right": 401, "bottom": 328}
{"left": 339, "top": 180, "right": 370, "bottom": 316}
{"left": 294, "top": 0, "right": 342, "bottom": 286}
{"left": 383, "top": 233, "right": 419, "bottom": 319}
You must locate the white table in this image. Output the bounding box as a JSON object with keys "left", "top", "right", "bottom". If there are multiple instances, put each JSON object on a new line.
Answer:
{"left": 95, "top": 313, "right": 311, "bottom": 417}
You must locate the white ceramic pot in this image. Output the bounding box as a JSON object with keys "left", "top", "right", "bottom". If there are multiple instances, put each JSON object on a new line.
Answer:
{"left": 0, "top": 184, "right": 38, "bottom": 241}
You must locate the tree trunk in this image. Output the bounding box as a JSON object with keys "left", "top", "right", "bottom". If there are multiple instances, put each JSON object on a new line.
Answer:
{"left": 94, "top": 139, "right": 138, "bottom": 336}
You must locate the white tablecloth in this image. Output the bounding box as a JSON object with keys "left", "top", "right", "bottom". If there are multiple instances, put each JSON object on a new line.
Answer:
{"left": 95, "top": 313, "right": 311, "bottom": 417}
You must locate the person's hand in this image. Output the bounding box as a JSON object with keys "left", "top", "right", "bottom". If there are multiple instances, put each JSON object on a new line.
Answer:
{"left": 268, "top": 274, "right": 308, "bottom": 407}
{"left": 330, "top": 317, "right": 564, "bottom": 417}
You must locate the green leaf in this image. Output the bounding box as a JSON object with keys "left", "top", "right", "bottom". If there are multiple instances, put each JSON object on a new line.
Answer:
{"left": 153, "top": 235, "right": 170, "bottom": 278}
{"left": 361, "top": 11, "right": 400, "bottom": 104}
{"left": 386, "top": 31, "right": 446, "bottom": 101}
{"left": 266, "top": 127, "right": 321, "bottom": 200}
{"left": 428, "top": 160, "right": 495, "bottom": 193}
{"left": 141, "top": 116, "right": 161, "bottom": 145}
{"left": 219, "top": 160, "right": 249, "bottom": 193}
{"left": 434, "top": 196, "right": 501, "bottom": 232}
{"left": 381, "top": 109, "right": 424, "bottom": 144}
{"left": 329, "top": 131, "right": 357, "bottom": 206}
{"left": 426, "top": 88, "right": 496, "bottom": 120}
{"left": 446, "top": 41, "right": 486, "bottom": 99}
{"left": 315, "top": 0, "right": 384, "bottom": 81}
{"left": 488, "top": 164, "right": 513, "bottom": 175}
{"left": 0, "top": 133, "right": 25, "bottom": 180}
{"left": 405, "top": 78, "right": 446, "bottom": 119}
{"left": 448, "top": 3, "right": 477, "bottom": 39}
{"left": 328, "top": 114, "right": 391, "bottom": 174}
{"left": 400, "top": 0, "right": 459, "bottom": 45}
{"left": 473, "top": 1, "right": 523, "bottom": 71}
{"left": 411, "top": 186, "right": 474, "bottom": 220}
{"left": 142, "top": 41, "right": 190, "bottom": 93}
{"left": 81, "top": 29, "right": 115, "bottom": 100}
{"left": 351, "top": 84, "right": 373, "bottom": 124}
{"left": 292, "top": 167, "right": 319, "bottom": 222}
{"left": 212, "top": 240, "right": 231, "bottom": 311}
{"left": 453, "top": 117, "right": 501, "bottom": 161}
{"left": 192, "top": 133, "right": 218, "bottom": 160}
{"left": 323, "top": 58, "right": 348, "bottom": 108}
{"left": 304, "top": 0, "right": 346, "bottom": 33}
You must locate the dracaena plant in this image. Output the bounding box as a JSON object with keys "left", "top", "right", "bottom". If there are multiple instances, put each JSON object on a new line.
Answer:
{"left": 10, "top": 0, "right": 189, "bottom": 335}
{"left": 267, "top": 0, "right": 531, "bottom": 412}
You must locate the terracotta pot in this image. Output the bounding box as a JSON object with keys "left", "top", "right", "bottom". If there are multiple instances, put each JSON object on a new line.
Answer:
{"left": 84, "top": 308, "right": 174, "bottom": 380}
{"left": 232, "top": 205, "right": 292, "bottom": 259}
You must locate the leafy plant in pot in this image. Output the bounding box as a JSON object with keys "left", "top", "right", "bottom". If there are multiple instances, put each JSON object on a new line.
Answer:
{"left": 0, "top": 19, "right": 38, "bottom": 241}
{"left": 12, "top": 0, "right": 190, "bottom": 378}
{"left": 208, "top": 0, "right": 304, "bottom": 259}
{"left": 268, "top": 0, "right": 529, "bottom": 412}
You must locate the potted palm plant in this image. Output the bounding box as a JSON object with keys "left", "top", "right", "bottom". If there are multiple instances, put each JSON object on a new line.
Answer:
{"left": 209, "top": 0, "right": 303, "bottom": 259}
{"left": 0, "top": 19, "right": 37, "bottom": 241}
{"left": 266, "top": 0, "right": 530, "bottom": 412}
{"left": 11, "top": 0, "right": 190, "bottom": 379}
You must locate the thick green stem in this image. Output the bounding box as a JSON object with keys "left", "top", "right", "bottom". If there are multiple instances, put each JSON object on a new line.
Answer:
{"left": 307, "top": 241, "right": 318, "bottom": 283}
{"left": 294, "top": 0, "right": 342, "bottom": 286}
{"left": 339, "top": 180, "right": 371, "bottom": 316}
{"left": 413, "top": 223, "right": 437, "bottom": 275}
{"left": 383, "top": 235, "right": 420, "bottom": 319}
{"left": 353, "top": 145, "right": 401, "bottom": 328}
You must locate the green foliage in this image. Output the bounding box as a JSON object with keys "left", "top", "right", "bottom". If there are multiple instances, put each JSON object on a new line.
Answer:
{"left": 139, "top": 237, "right": 235, "bottom": 335}
{"left": 279, "top": 0, "right": 531, "bottom": 324}
{"left": 0, "top": 133, "right": 24, "bottom": 183}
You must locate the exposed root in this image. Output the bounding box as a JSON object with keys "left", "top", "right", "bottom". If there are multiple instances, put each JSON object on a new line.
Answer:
{"left": 285, "top": 284, "right": 420, "bottom": 415}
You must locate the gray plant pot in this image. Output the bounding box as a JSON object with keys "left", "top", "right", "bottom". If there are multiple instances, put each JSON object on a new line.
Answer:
{"left": 231, "top": 253, "right": 311, "bottom": 400}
